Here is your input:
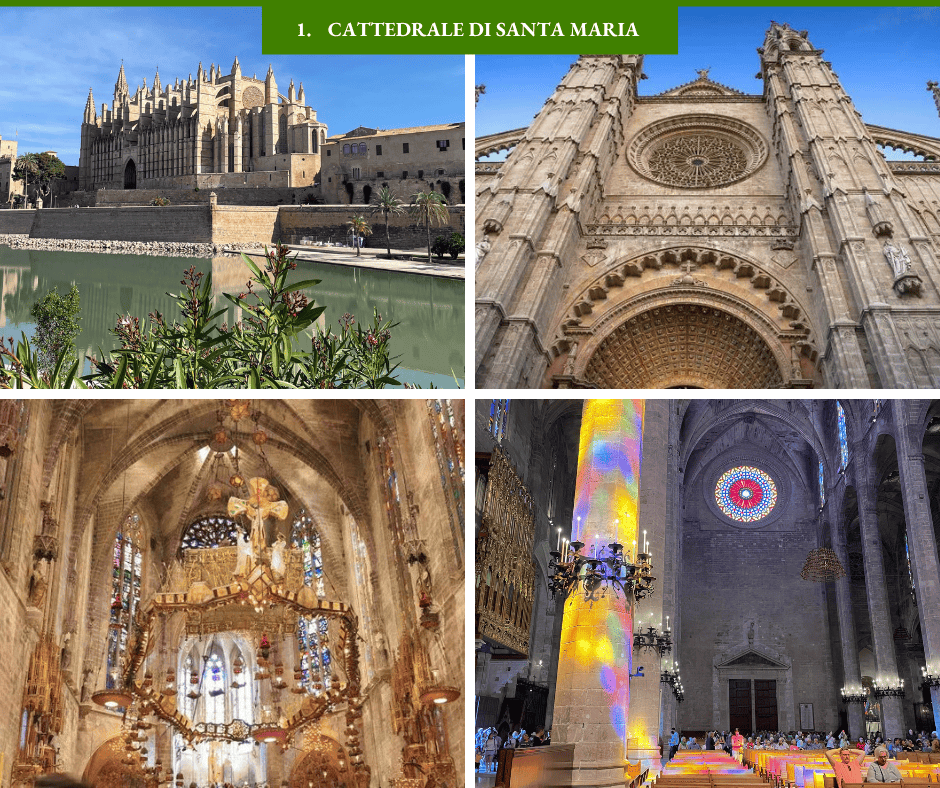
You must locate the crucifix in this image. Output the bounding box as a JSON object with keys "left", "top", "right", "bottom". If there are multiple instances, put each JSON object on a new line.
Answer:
{"left": 227, "top": 477, "right": 289, "bottom": 564}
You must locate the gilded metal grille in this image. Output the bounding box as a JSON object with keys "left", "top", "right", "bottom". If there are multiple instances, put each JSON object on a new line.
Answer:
{"left": 475, "top": 447, "right": 535, "bottom": 655}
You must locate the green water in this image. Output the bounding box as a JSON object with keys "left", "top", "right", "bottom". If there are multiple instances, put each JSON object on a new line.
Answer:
{"left": 0, "top": 246, "right": 465, "bottom": 388}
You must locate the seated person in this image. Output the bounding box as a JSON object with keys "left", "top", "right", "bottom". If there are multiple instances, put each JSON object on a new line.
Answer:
{"left": 826, "top": 745, "right": 866, "bottom": 786}
{"left": 865, "top": 746, "right": 902, "bottom": 783}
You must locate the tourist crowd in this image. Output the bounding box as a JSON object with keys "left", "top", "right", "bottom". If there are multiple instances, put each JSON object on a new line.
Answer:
{"left": 474, "top": 726, "right": 551, "bottom": 772}
{"left": 666, "top": 728, "right": 940, "bottom": 759}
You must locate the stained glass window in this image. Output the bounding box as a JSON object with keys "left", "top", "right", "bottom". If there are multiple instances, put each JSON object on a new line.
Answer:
{"left": 715, "top": 466, "right": 778, "bottom": 522}
{"left": 427, "top": 399, "right": 464, "bottom": 561}
{"left": 819, "top": 461, "right": 825, "bottom": 507}
{"left": 379, "top": 436, "right": 413, "bottom": 545}
{"left": 904, "top": 532, "right": 916, "bottom": 601}
{"left": 349, "top": 517, "right": 375, "bottom": 680}
{"left": 488, "top": 399, "right": 510, "bottom": 442}
{"left": 873, "top": 399, "right": 885, "bottom": 418}
{"left": 181, "top": 515, "right": 241, "bottom": 551}
{"left": 291, "top": 511, "right": 330, "bottom": 693}
{"left": 838, "top": 402, "right": 848, "bottom": 471}
{"left": 202, "top": 648, "right": 226, "bottom": 724}
{"left": 107, "top": 513, "right": 142, "bottom": 689}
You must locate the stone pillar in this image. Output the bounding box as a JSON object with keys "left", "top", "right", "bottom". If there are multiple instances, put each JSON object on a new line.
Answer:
{"left": 233, "top": 116, "right": 243, "bottom": 173}
{"left": 853, "top": 441, "right": 905, "bottom": 738}
{"left": 553, "top": 400, "right": 644, "bottom": 788}
{"left": 892, "top": 401, "right": 940, "bottom": 735}
{"left": 827, "top": 484, "right": 865, "bottom": 740}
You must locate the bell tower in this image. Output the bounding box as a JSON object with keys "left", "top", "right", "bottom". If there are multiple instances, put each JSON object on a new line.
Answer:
{"left": 476, "top": 56, "right": 645, "bottom": 388}
{"left": 761, "top": 22, "right": 939, "bottom": 387}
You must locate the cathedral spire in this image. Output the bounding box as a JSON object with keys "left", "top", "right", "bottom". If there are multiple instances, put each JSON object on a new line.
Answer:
{"left": 232, "top": 56, "right": 241, "bottom": 76}
{"left": 298, "top": 82, "right": 305, "bottom": 105}
{"left": 288, "top": 78, "right": 295, "bottom": 102}
{"left": 114, "top": 61, "right": 129, "bottom": 101}
{"left": 84, "top": 88, "right": 97, "bottom": 123}
{"left": 153, "top": 67, "right": 161, "bottom": 95}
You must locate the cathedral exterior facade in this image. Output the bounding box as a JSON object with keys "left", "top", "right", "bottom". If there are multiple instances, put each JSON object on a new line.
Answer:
{"left": 79, "top": 59, "right": 327, "bottom": 192}
{"left": 475, "top": 24, "right": 940, "bottom": 388}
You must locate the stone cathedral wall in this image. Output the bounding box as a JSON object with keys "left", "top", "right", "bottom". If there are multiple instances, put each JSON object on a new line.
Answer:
{"left": 678, "top": 446, "right": 838, "bottom": 734}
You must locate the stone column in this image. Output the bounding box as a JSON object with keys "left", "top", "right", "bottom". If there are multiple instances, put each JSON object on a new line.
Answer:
{"left": 553, "top": 400, "right": 644, "bottom": 788}
{"left": 853, "top": 441, "right": 905, "bottom": 738}
{"left": 892, "top": 401, "right": 940, "bottom": 735}
{"left": 827, "top": 483, "right": 865, "bottom": 740}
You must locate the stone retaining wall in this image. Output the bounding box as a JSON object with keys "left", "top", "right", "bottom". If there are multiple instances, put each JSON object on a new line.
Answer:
{"left": 0, "top": 209, "right": 38, "bottom": 234}
{"left": 29, "top": 205, "right": 212, "bottom": 243}
{"left": 8, "top": 203, "right": 465, "bottom": 248}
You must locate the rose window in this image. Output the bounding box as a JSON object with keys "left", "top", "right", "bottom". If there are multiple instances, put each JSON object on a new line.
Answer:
{"left": 627, "top": 115, "right": 768, "bottom": 189}
{"left": 715, "top": 465, "right": 777, "bottom": 522}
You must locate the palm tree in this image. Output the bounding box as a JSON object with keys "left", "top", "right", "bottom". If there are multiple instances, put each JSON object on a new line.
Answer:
{"left": 14, "top": 155, "right": 38, "bottom": 208}
{"left": 370, "top": 186, "right": 405, "bottom": 259}
{"left": 346, "top": 215, "right": 372, "bottom": 257}
{"left": 410, "top": 191, "right": 449, "bottom": 263}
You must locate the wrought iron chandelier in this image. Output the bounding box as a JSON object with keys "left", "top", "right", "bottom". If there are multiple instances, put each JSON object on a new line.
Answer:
{"left": 661, "top": 667, "right": 684, "bottom": 702}
{"left": 921, "top": 664, "right": 940, "bottom": 688}
{"left": 800, "top": 547, "right": 846, "bottom": 582}
{"left": 872, "top": 677, "right": 905, "bottom": 697}
{"left": 548, "top": 540, "right": 655, "bottom": 602}
{"left": 633, "top": 624, "right": 672, "bottom": 658}
{"left": 840, "top": 685, "right": 868, "bottom": 703}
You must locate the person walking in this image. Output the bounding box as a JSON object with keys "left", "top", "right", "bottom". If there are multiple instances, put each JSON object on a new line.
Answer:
{"left": 668, "top": 728, "right": 680, "bottom": 760}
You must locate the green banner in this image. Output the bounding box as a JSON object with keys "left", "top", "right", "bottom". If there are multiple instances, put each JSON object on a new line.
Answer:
{"left": 262, "top": 4, "right": 678, "bottom": 55}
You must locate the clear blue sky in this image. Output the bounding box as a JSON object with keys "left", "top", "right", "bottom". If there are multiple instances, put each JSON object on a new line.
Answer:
{"left": 0, "top": 7, "right": 464, "bottom": 165}
{"left": 477, "top": 7, "right": 940, "bottom": 148}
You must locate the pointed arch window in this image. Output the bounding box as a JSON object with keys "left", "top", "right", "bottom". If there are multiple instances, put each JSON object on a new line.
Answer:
{"left": 291, "top": 510, "right": 331, "bottom": 693}
{"left": 818, "top": 461, "right": 825, "bottom": 507}
{"left": 107, "top": 513, "right": 142, "bottom": 687}
{"left": 427, "top": 399, "right": 465, "bottom": 561}
{"left": 837, "top": 402, "right": 849, "bottom": 471}
{"left": 488, "top": 399, "right": 510, "bottom": 442}
{"left": 349, "top": 517, "right": 375, "bottom": 680}
{"left": 181, "top": 515, "right": 240, "bottom": 551}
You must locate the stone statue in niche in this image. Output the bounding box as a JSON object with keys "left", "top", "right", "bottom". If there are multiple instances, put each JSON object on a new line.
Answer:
{"left": 883, "top": 241, "right": 912, "bottom": 277}
{"left": 28, "top": 557, "right": 49, "bottom": 607}
{"left": 474, "top": 234, "right": 491, "bottom": 270}
{"left": 747, "top": 620, "right": 755, "bottom": 646}
{"left": 883, "top": 241, "right": 923, "bottom": 296}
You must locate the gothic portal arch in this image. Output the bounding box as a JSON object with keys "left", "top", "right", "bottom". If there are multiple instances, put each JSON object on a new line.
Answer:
{"left": 553, "top": 246, "right": 817, "bottom": 388}
{"left": 123, "top": 159, "right": 137, "bottom": 189}
{"left": 570, "top": 296, "right": 791, "bottom": 388}
{"left": 713, "top": 642, "right": 794, "bottom": 733}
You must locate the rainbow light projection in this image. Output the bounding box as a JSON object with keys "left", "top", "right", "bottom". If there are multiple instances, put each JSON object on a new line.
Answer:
{"left": 562, "top": 399, "right": 644, "bottom": 749}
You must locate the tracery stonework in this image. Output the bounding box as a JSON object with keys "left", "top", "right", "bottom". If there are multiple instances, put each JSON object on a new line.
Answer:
{"left": 627, "top": 116, "right": 768, "bottom": 189}
{"left": 583, "top": 305, "right": 785, "bottom": 389}
{"left": 475, "top": 24, "right": 940, "bottom": 389}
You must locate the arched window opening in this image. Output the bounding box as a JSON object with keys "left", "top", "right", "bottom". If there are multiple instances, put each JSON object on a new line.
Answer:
{"left": 488, "top": 399, "right": 510, "bottom": 442}
{"left": 818, "top": 461, "right": 825, "bottom": 507}
{"left": 107, "top": 513, "right": 143, "bottom": 688}
{"left": 291, "top": 510, "right": 331, "bottom": 693}
{"left": 837, "top": 402, "right": 848, "bottom": 471}
{"left": 181, "top": 515, "right": 241, "bottom": 551}
{"left": 349, "top": 517, "right": 375, "bottom": 679}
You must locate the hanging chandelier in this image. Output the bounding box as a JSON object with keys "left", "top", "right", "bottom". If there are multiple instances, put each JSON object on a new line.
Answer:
{"left": 800, "top": 547, "right": 846, "bottom": 582}
{"left": 548, "top": 540, "right": 655, "bottom": 602}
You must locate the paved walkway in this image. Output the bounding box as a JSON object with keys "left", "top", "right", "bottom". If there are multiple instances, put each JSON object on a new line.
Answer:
{"left": 242, "top": 244, "right": 465, "bottom": 279}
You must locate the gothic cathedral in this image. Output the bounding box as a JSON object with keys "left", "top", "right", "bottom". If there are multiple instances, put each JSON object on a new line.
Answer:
{"left": 475, "top": 23, "right": 940, "bottom": 389}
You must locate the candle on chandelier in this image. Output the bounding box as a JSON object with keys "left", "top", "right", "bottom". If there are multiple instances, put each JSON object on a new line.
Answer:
{"left": 644, "top": 529, "right": 647, "bottom": 553}
{"left": 556, "top": 527, "right": 561, "bottom": 552}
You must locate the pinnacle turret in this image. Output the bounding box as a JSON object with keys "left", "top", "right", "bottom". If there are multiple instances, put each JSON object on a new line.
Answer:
{"left": 232, "top": 56, "right": 241, "bottom": 76}
{"left": 153, "top": 67, "right": 161, "bottom": 95}
{"left": 298, "top": 83, "right": 306, "bottom": 105}
{"left": 84, "top": 88, "right": 97, "bottom": 123}
{"left": 114, "top": 61, "right": 129, "bottom": 101}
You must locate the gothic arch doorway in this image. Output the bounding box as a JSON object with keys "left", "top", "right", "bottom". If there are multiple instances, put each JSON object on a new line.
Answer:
{"left": 123, "top": 159, "right": 137, "bottom": 189}
{"left": 580, "top": 304, "right": 786, "bottom": 388}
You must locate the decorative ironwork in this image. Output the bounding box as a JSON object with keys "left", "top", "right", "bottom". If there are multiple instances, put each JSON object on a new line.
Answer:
{"left": 661, "top": 667, "right": 684, "bottom": 702}
{"left": 921, "top": 664, "right": 940, "bottom": 688}
{"left": 800, "top": 547, "right": 847, "bottom": 582}
{"left": 872, "top": 678, "right": 905, "bottom": 697}
{"left": 633, "top": 625, "right": 672, "bottom": 657}
{"left": 841, "top": 685, "right": 868, "bottom": 703}
{"left": 475, "top": 447, "right": 535, "bottom": 656}
{"left": 548, "top": 540, "right": 655, "bottom": 603}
